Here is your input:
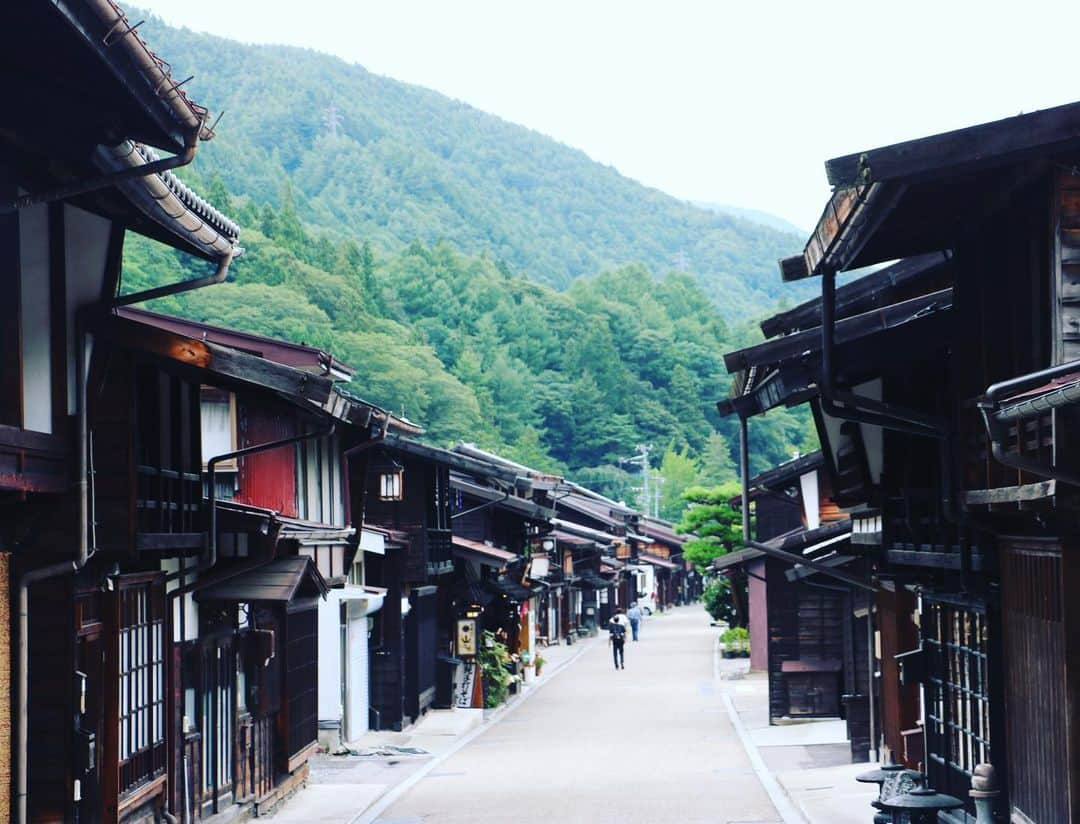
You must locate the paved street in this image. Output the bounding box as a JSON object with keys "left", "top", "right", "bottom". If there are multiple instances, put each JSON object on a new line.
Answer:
{"left": 373, "top": 606, "right": 784, "bottom": 824}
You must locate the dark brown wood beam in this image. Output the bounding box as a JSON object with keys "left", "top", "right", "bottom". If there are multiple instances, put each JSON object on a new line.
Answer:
{"left": 91, "top": 314, "right": 333, "bottom": 406}
{"left": 826, "top": 99, "right": 1080, "bottom": 189}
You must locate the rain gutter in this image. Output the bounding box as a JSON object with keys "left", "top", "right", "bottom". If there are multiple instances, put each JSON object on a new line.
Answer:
{"left": 978, "top": 359, "right": 1080, "bottom": 486}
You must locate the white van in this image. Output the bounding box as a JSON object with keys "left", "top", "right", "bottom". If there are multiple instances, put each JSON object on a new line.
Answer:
{"left": 629, "top": 564, "right": 656, "bottom": 615}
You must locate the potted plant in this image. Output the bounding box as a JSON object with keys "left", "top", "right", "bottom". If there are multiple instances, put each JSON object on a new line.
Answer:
{"left": 720, "top": 627, "right": 750, "bottom": 658}
{"left": 534, "top": 654, "right": 546, "bottom": 676}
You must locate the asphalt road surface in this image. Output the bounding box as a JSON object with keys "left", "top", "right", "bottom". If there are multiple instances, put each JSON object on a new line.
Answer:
{"left": 374, "top": 606, "right": 783, "bottom": 824}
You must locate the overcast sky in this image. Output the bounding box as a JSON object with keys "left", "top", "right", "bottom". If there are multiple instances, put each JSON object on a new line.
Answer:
{"left": 137, "top": 0, "right": 1080, "bottom": 231}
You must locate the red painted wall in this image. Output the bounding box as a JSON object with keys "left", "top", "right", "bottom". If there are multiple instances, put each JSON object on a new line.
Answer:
{"left": 235, "top": 400, "right": 298, "bottom": 517}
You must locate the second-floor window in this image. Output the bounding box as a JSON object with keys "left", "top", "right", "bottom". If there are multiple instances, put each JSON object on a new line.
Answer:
{"left": 296, "top": 434, "right": 343, "bottom": 525}
{"left": 201, "top": 387, "right": 237, "bottom": 499}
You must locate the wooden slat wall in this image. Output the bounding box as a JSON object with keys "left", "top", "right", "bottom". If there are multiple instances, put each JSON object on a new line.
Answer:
{"left": 766, "top": 561, "right": 845, "bottom": 720}
{"left": 28, "top": 574, "right": 74, "bottom": 822}
{"left": 1001, "top": 538, "right": 1071, "bottom": 823}
{"left": 1055, "top": 170, "right": 1080, "bottom": 363}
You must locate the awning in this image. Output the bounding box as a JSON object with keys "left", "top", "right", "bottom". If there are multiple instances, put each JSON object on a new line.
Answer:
{"left": 638, "top": 553, "right": 679, "bottom": 571}
{"left": 551, "top": 529, "right": 596, "bottom": 547}
{"left": 359, "top": 529, "right": 387, "bottom": 556}
{"left": 278, "top": 516, "right": 355, "bottom": 546}
{"left": 785, "top": 553, "right": 856, "bottom": 583}
{"left": 732, "top": 520, "right": 875, "bottom": 592}
{"left": 450, "top": 475, "right": 555, "bottom": 521}
{"left": 196, "top": 557, "right": 329, "bottom": 604}
{"left": 483, "top": 575, "right": 533, "bottom": 601}
{"left": 574, "top": 571, "right": 613, "bottom": 590}
{"left": 328, "top": 583, "right": 388, "bottom": 614}
{"left": 452, "top": 537, "right": 518, "bottom": 569}
{"left": 550, "top": 518, "right": 616, "bottom": 545}
{"left": 712, "top": 546, "right": 765, "bottom": 572}
{"left": 714, "top": 521, "right": 853, "bottom": 574}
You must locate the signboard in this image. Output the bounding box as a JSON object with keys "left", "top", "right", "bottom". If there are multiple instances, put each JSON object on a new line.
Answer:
{"left": 456, "top": 618, "right": 478, "bottom": 658}
{"left": 529, "top": 555, "right": 550, "bottom": 579}
{"left": 563, "top": 549, "right": 574, "bottom": 576}
{"left": 455, "top": 662, "right": 478, "bottom": 708}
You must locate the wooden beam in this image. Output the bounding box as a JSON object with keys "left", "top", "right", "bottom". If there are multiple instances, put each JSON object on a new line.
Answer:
{"left": 779, "top": 255, "right": 808, "bottom": 283}
{"left": 92, "top": 315, "right": 333, "bottom": 406}
{"left": 963, "top": 479, "right": 1056, "bottom": 506}
{"left": 825, "top": 99, "right": 1080, "bottom": 189}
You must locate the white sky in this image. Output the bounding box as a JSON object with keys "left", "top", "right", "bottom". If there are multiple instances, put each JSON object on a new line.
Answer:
{"left": 137, "top": 0, "right": 1080, "bottom": 230}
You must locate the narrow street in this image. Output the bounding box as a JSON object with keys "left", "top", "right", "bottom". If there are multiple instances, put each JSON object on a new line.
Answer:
{"left": 374, "top": 607, "right": 783, "bottom": 824}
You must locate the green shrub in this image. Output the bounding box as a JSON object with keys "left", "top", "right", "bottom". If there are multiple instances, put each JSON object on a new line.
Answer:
{"left": 477, "top": 630, "right": 513, "bottom": 708}
{"left": 702, "top": 578, "right": 734, "bottom": 622}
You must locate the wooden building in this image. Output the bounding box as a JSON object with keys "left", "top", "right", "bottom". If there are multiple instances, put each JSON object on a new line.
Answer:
{"left": 712, "top": 454, "right": 872, "bottom": 761}
{"left": 719, "top": 100, "right": 1080, "bottom": 822}
{"left": 358, "top": 436, "right": 523, "bottom": 729}
{"left": 0, "top": 3, "right": 259, "bottom": 821}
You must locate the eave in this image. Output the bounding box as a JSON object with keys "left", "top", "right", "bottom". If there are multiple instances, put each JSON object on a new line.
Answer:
{"left": 723, "top": 288, "right": 954, "bottom": 374}
{"left": 92, "top": 312, "right": 335, "bottom": 410}
{"left": 762, "top": 252, "right": 952, "bottom": 338}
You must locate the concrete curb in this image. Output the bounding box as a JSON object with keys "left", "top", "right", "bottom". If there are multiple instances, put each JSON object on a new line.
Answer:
{"left": 349, "top": 638, "right": 596, "bottom": 824}
{"left": 714, "top": 637, "right": 809, "bottom": 824}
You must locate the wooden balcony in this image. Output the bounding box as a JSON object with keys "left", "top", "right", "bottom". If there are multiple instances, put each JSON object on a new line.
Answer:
{"left": 962, "top": 404, "right": 1056, "bottom": 509}
{"left": 0, "top": 424, "right": 67, "bottom": 493}
{"left": 404, "top": 527, "right": 455, "bottom": 580}
{"left": 134, "top": 465, "right": 206, "bottom": 552}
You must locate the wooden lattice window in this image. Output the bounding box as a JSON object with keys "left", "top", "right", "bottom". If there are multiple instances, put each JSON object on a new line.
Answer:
{"left": 117, "top": 574, "right": 167, "bottom": 796}
{"left": 923, "top": 600, "right": 991, "bottom": 803}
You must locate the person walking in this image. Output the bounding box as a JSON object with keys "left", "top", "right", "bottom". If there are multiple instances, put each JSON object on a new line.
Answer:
{"left": 608, "top": 610, "right": 628, "bottom": 670}
{"left": 627, "top": 602, "right": 643, "bottom": 641}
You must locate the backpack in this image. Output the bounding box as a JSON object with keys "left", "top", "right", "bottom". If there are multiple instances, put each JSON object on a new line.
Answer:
{"left": 610, "top": 621, "right": 626, "bottom": 642}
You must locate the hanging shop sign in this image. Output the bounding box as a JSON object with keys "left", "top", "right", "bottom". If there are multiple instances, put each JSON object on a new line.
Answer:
{"left": 456, "top": 618, "right": 478, "bottom": 658}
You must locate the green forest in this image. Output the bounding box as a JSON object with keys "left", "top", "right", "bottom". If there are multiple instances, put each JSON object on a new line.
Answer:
{"left": 123, "top": 13, "right": 819, "bottom": 516}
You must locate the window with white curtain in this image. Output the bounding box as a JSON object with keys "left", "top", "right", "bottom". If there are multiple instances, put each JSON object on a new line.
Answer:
{"left": 117, "top": 575, "right": 166, "bottom": 795}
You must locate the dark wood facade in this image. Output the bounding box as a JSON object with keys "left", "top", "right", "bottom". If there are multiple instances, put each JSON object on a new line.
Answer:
{"left": 719, "top": 99, "right": 1080, "bottom": 821}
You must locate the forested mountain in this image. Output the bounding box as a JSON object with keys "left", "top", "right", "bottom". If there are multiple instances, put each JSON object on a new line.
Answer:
{"left": 122, "top": 14, "right": 818, "bottom": 510}
{"left": 132, "top": 14, "right": 810, "bottom": 320}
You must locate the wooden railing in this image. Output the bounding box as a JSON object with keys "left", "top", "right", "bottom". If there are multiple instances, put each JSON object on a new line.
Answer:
{"left": 135, "top": 464, "right": 206, "bottom": 551}
{"left": 962, "top": 405, "right": 1056, "bottom": 508}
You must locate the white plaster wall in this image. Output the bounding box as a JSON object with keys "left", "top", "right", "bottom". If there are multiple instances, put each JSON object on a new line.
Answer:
{"left": 317, "top": 595, "right": 343, "bottom": 726}
{"left": 19, "top": 205, "right": 51, "bottom": 433}
{"left": 64, "top": 206, "right": 111, "bottom": 415}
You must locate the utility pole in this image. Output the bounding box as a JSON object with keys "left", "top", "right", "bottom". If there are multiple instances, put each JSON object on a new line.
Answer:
{"left": 637, "top": 444, "right": 652, "bottom": 516}
{"left": 325, "top": 101, "right": 342, "bottom": 138}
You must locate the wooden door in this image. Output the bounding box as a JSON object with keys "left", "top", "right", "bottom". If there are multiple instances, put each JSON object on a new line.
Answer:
{"left": 1000, "top": 538, "right": 1072, "bottom": 823}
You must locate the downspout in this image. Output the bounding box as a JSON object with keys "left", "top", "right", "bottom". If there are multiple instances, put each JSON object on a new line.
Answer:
{"left": 17, "top": 325, "right": 96, "bottom": 823}
{"left": 450, "top": 489, "right": 511, "bottom": 521}
{"left": 0, "top": 134, "right": 198, "bottom": 215}
{"left": 113, "top": 245, "right": 235, "bottom": 307}
{"left": 739, "top": 417, "right": 750, "bottom": 544}
{"left": 207, "top": 422, "right": 335, "bottom": 570}
{"left": 819, "top": 267, "right": 948, "bottom": 440}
